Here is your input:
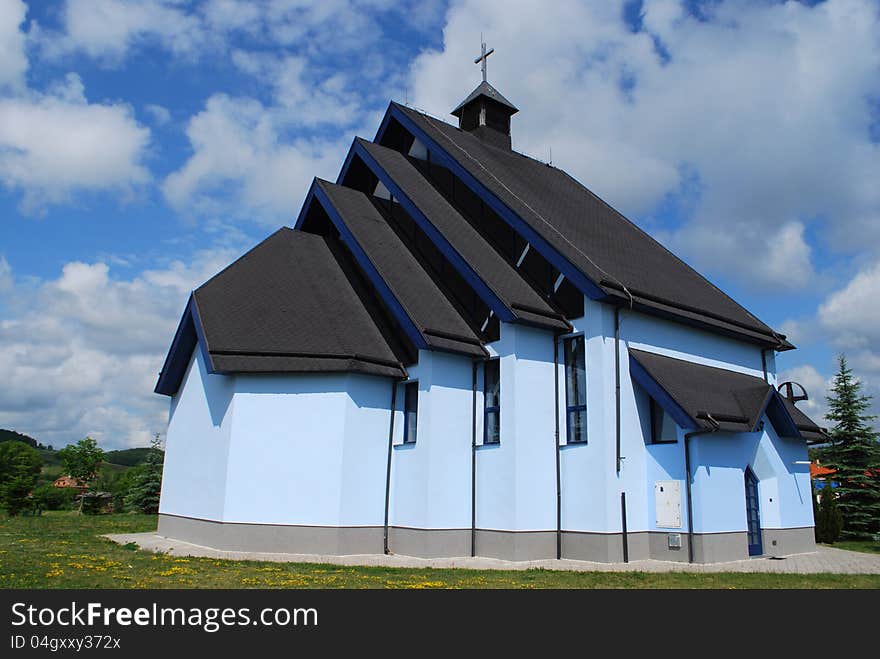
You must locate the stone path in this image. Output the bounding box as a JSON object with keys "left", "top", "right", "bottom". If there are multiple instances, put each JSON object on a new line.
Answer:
{"left": 105, "top": 532, "right": 880, "bottom": 574}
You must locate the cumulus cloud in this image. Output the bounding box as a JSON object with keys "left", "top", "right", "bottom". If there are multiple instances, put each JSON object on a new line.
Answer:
{"left": 144, "top": 103, "right": 171, "bottom": 126}
{"left": 0, "top": 0, "right": 27, "bottom": 89}
{"left": 0, "top": 73, "right": 151, "bottom": 212}
{"left": 777, "top": 363, "right": 831, "bottom": 425}
{"left": 0, "top": 247, "right": 244, "bottom": 449}
{"left": 780, "top": 260, "right": 880, "bottom": 424}
{"left": 818, "top": 261, "right": 880, "bottom": 350}
{"left": 408, "top": 0, "right": 880, "bottom": 290}
{"left": 162, "top": 93, "right": 349, "bottom": 223}
{"left": 37, "top": 0, "right": 208, "bottom": 62}
{"left": 36, "top": 0, "right": 441, "bottom": 64}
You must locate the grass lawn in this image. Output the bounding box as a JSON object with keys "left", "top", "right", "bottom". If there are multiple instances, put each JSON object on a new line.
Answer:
{"left": 822, "top": 540, "right": 880, "bottom": 555}
{"left": 1, "top": 513, "right": 879, "bottom": 589}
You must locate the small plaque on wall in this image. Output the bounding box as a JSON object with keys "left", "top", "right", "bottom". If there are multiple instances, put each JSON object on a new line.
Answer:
{"left": 655, "top": 480, "right": 682, "bottom": 528}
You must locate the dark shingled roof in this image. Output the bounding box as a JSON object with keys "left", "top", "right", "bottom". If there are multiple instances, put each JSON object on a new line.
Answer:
{"left": 782, "top": 398, "right": 827, "bottom": 443}
{"left": 630, "top": 349, "right": 779, "bottom": 433}
{"left": 355, "top": 138, "right": 568, "bottom": 331}
{"left": 315, "top": 179, "right": 486, "bottom": 357}
{"left": 193, "top": 228, "right": 405, "bottom": 379}
{"left": 394, "top": 103, "right": 789, "bottom": 349}
{"left": 451, "top": 81, "right": 519, "bottom": 116}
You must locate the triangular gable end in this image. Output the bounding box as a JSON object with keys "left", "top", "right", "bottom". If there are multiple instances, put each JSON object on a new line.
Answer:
{"left": 154, "top": 295, "right": 213, "bottom": 396}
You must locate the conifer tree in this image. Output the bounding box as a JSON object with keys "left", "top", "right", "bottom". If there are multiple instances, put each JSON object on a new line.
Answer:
{"left": 124, "top": 434, "right": 164, "bottom": 514}
{"left": 822, "top": 355, "right": 880, "bottom": 538}
{"left": 815, "top": 479, "right": 843, "bottom": 543}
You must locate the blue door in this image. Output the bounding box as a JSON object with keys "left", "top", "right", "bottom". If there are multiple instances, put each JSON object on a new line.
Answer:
{"left": 744, "top": 468, "right": 762, "bottom": 556}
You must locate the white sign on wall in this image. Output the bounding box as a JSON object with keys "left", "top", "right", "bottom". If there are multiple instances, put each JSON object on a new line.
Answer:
{"left": 655, "top": 480, "right": 682, "bottom": 529}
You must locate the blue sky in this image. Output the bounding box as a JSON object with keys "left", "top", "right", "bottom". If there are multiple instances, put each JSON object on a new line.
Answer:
{"left": 1, "top": 0, "right": 879, "bottom": 449}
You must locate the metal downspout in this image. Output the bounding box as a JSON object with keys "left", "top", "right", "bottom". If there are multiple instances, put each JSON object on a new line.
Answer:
{"left": 683, "top": 414, "right": 720, "bottom": 564}
{"left": 471, "top": 359, "right": 478, "bottom": 557}
{"left": 615, "top": 307, "right": 622, "bottom": 474}
{"left": 554, "top": 333, "right": 562, "bottom": 559}
{"left": 383, "top": 373, "right": 405, "bottom": 554}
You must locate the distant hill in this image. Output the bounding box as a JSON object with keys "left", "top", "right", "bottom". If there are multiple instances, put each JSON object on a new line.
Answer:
{"left": 103, "top": 448, "right": 163, "bottom": 467}
{"left": 0, "top": 428, "right": 42, "bottom": 448}
{"left": 1, "top": 430, "right": 159, "bottom": 472}
{"left": 3, "top": 430, "right": 159, "bottom": 466}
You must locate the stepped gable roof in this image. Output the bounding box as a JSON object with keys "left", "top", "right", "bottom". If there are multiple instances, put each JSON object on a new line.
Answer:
{"left": 154, "top": 228, "right": 405, "bottom": 395}
{"left": 629, "top": 348, "right": 824, "bottom": 440}
{"left": 314, "top": 179, "right": 486, "bottom": 357}
{"left": 354, "top": 138, "right": 568, "bottom": 331}
{"left": 391, "top": 103, "right": 791, "bottom": 350}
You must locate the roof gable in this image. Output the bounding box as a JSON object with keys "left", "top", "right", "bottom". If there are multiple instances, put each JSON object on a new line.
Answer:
{"left": 311, "top": 179, "right": 487, "bottom": 358}
{"left": 383, "top": 103, "right": 790, "bottom": 349}
{"left": 350, "top": 138, "right": 568, "bottom": 331}
{"left": 628, "top": 348, "right": 823, "bottom": 441}
{"left": 451, "top": 81, "right": 519, "bottom": 116}
{"left": 155, "top": 228, "right": 406, "bottom": 395}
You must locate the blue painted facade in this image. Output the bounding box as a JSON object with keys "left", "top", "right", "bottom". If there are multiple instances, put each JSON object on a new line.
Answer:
{"left": 160, "top": 294, "right": 814, "bottom": 561}
{"left": 158, "top": 96, "right": 817, "bottom": 562}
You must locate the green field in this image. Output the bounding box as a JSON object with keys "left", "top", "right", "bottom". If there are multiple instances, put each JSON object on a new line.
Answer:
{"left": 1, "top": 513, "right": 879, "bottom": 589}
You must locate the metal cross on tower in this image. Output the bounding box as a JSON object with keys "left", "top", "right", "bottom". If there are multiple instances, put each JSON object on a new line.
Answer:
{"left": 474, "top": 39, "right": 494, "bottom": 83}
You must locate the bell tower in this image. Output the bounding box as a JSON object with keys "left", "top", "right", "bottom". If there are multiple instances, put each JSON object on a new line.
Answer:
{"left": 450, "top": 40, "right": 518, "bottom": 150}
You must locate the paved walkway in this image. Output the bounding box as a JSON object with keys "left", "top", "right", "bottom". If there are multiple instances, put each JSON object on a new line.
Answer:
{"left": 105, "top": 532, "right": 880, "bottom": 574}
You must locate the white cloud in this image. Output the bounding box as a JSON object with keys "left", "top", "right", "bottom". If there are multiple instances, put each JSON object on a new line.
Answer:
{"left": 0, "top": 246, "right": 244, "bottom": 449}
{"left": 0, "top": 255, "right": 11, "bottom": 292}
{"left": 0, "top": 0, "right": 27, "bottom": 89}
{"left": 0, "top": 73, "right": 151, "bottom": 212}
{"left": 145, "top": 103, "right": 171, "bottom": 126}
{"left": 40, "top": 0, "right": 208, "bottom": 62}
{"left": 162, "top": 93, "right": 349, "bottom": 223}
{"left": 782, "top": 260, "right": 880, "bottom": 425}
{"left": 777, "top": 363, "right": 831, "bottom": 425}
{"left": 230, "top": 52, "right": 362, "bottom": 126}
{"left": 37, "top": 0, "right": 437, "bottom": 64}
{"left": 408, "top": 0, "right": 880, "bottom": 290}
{"left": 818, "top": 261, "right": 880, "bottom": 350}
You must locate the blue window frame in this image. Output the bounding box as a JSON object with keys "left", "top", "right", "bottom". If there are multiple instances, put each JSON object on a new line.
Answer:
{"left": 484, "top": 359, "right": 500, "bottom": 444}
{"left": 403, "top": 381, "right": 418, "bottom": 444}
{"left": 745, "top": 467, "right": 763, "bottom": 556}
{"left": 563, "top": 335, "right": 587, "bottom": 443}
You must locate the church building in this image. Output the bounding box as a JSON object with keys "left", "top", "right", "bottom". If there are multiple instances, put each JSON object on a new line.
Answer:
{"left": 155, "top": 47, "right": 825, "bottom": 563}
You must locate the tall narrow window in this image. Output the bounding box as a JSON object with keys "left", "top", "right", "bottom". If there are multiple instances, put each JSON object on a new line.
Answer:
{"left": 650, "top": 399, "right": 678, "bottom": 444}
{"left": 564, "top": 335, "right": 587, "bottom": 443}
{"left": 484, "top": 360, "right": 500, "bottom": 444}
{"left": 403, "top": 381, "right": 418, "bottom": 444}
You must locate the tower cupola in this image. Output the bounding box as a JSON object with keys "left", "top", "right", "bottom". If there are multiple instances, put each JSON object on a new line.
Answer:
{"left": 450, "top": 41, "right": 518, "bottom": 150}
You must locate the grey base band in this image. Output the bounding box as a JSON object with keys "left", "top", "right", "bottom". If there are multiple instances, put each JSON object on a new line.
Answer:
{"left": 158, "top": 514, "right": 384, "bottom": 555}
{"left": 158, "top": 515, "right": 815, "bottom": 563}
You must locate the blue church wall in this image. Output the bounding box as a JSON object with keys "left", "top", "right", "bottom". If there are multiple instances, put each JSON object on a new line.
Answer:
{"left": 161, "top": 349, "right": 395, "bottom": 529}
{"left": 689, "top": 421, "right": 812, "bottom": 534}
{"left": 388, "top": 350, "right": 473, "bottom": 531}
{"left": 224, "top": 371, "right": 390, "bottom": 527}
{"left": 476, "top": 323, "right": 558, "bottom": 532}
{"left": 160, "top": 349, "right": 233, "bottom": 523}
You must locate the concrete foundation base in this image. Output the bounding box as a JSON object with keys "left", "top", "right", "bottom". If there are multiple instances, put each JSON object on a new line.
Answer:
{"left": 158, "top": 515, "right": 816, "bottom": 563}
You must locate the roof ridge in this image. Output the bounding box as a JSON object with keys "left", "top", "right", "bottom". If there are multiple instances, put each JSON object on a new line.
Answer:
{"left": 553, "top": 162, "right": 774, "bottom": 335}
{"left": 398, "top": 105, "right": 637, "bottom": 304}
{"left": 398, "top": 103, "right": 780, "bottom": 342}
